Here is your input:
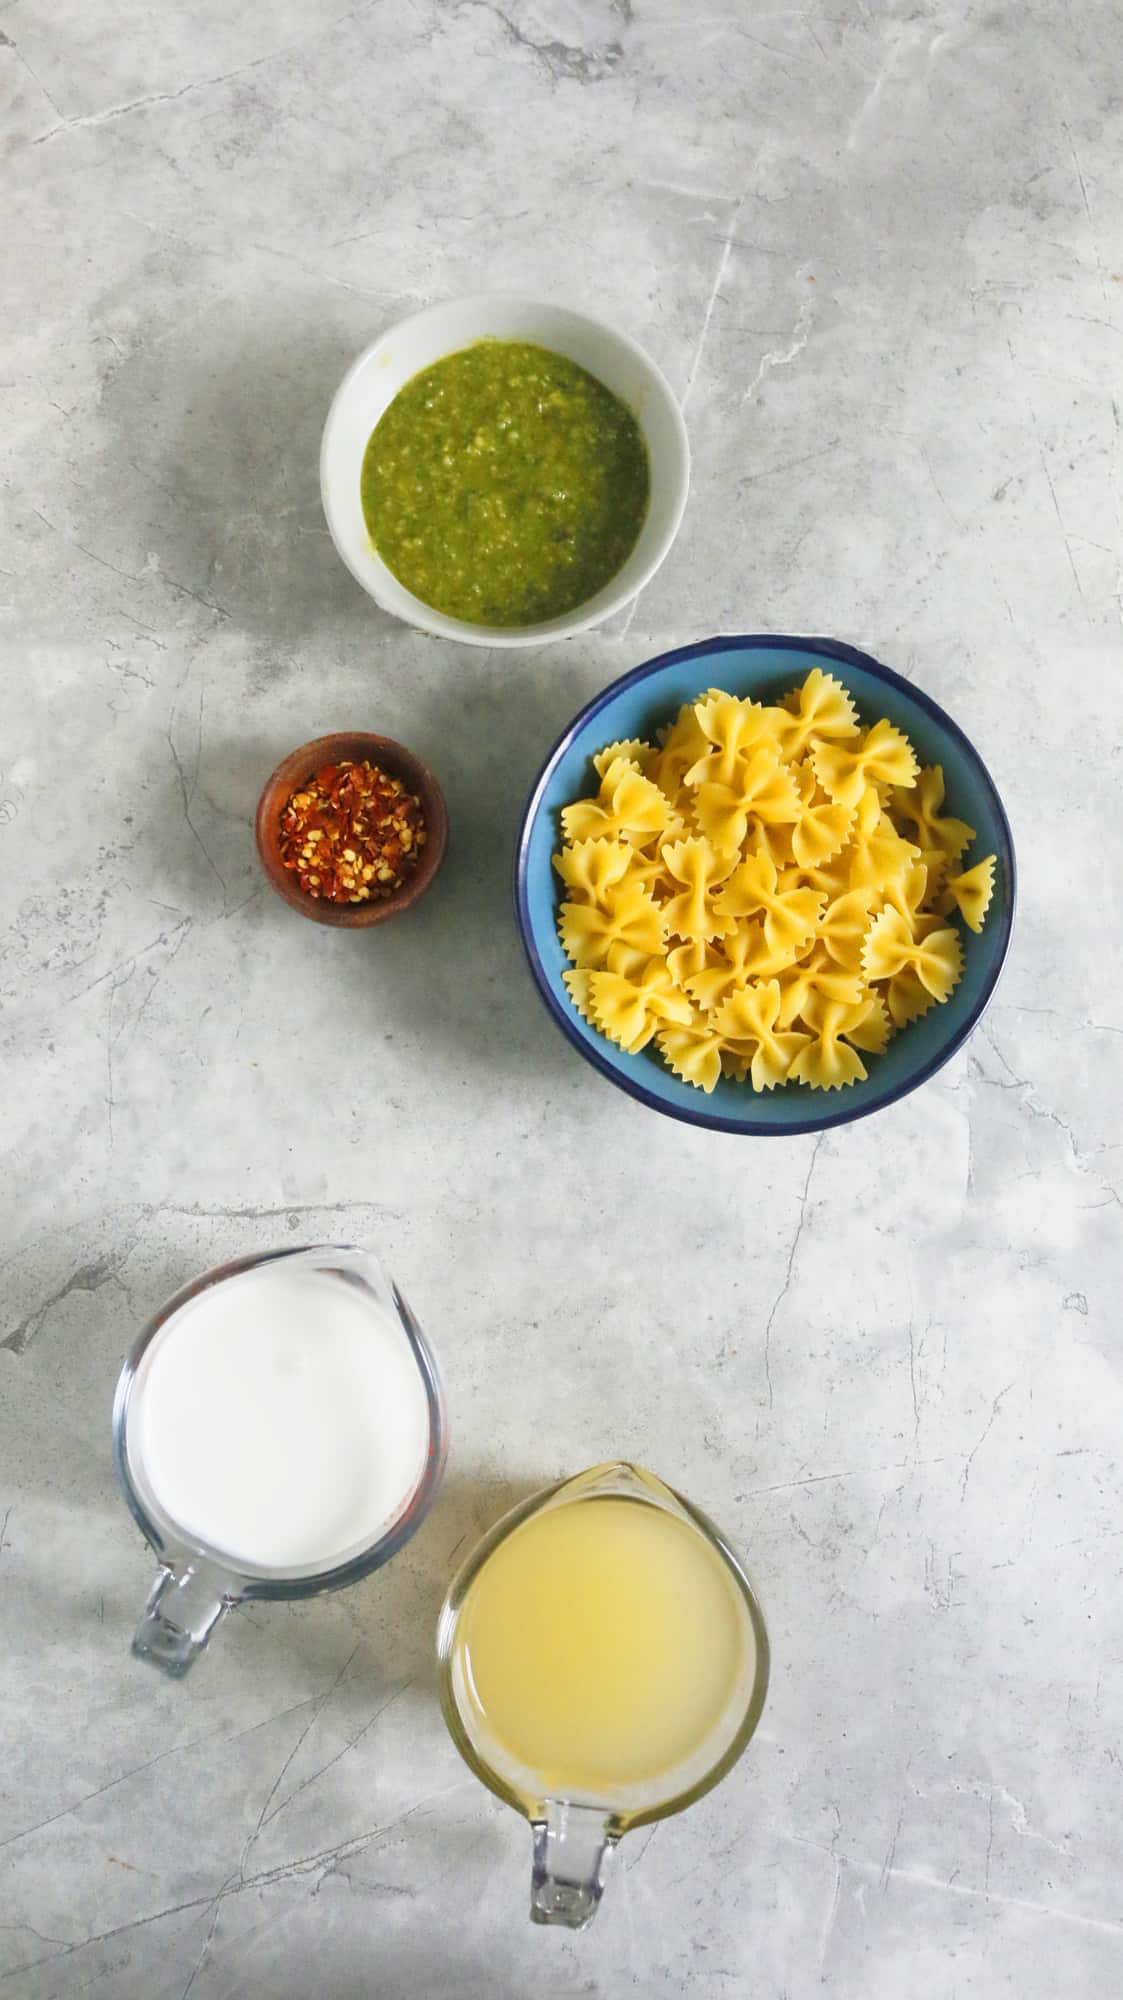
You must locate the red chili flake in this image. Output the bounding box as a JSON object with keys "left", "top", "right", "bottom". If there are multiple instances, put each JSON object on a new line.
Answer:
{"left": 278, "top": 759, "right": 427, "bottom": 904}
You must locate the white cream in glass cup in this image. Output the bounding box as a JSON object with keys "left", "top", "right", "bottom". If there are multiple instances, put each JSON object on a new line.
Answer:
{"left": 113, "top": 1245, "right": 447, "bottom": 1677}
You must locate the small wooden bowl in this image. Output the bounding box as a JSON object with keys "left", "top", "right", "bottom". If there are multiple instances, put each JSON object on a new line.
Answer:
{"left": 255, "top": 732, "right": 448, "bottom": 928}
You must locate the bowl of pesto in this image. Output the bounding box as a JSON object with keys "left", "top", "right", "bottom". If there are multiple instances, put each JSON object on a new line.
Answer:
{"left": 320, "top": 296, "right": 690, "bottom": 648}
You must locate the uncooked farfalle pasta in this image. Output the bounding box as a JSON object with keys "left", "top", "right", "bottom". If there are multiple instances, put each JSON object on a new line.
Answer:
{"left": 554, "top": 672, "right": 997, "bottom": 1092}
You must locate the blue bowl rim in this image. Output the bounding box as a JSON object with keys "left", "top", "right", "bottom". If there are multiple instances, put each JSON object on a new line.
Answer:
{"left": 513, "top": 633, "right": 1017, "bottom": 1137}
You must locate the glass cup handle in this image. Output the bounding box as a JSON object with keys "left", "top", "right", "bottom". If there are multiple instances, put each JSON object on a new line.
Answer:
{"left": 530, "top": 1801, "right": 618, "bottom": 1929}
{"left": 133, "top": 1561, "right": 238, "bottom": 1678}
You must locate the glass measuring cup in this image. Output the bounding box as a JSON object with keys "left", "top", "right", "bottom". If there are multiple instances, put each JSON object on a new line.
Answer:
{"left": 436, "top": 1461, "right": 769, "bottom": 1928}
{"left": 112, "top": 1244, "right": 446, "bottom": 1677}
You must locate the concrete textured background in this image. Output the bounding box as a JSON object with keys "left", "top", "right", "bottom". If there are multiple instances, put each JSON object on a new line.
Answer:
{"left": 2, "top": 1, "right": 1122, "bottom": 1993}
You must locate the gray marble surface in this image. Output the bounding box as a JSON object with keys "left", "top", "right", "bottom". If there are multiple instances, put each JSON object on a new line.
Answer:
{"left": 3, "top": 0, "right": 1122, "bottom": 1993}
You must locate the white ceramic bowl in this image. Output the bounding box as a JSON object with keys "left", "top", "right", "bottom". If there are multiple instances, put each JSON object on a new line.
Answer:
{"left": 320, "top": 295, "right": 691, "bottom": 649}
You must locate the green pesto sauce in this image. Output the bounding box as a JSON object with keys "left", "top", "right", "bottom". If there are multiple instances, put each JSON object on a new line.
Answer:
{"left": 360, "top": 340, "right": 651, "bottom": 627}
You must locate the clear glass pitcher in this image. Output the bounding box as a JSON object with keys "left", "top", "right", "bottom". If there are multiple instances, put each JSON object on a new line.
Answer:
{"left": 436, "top": 1461, "right": 769, "bottom": 1929}
{"left": 112, "top": 1244, "right": 446, "bottom": 1678}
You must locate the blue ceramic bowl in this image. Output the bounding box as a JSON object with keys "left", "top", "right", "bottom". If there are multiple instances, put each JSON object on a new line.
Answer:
{"left": 515, "top": 635, "right": 1015, "bottom": 1136}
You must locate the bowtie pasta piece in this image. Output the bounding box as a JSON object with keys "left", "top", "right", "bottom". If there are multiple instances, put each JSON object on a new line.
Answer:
{"left": 587, "top": 961, "right": 694, "bottom": 1054}
{"left": 592, "top": 738, "right": 654, "bottom": 778}
{"left": 774, "top": 952, "right": 865, "bottom": 1029}
{"left": 686, "top": 692, "right": 775, "bottom": 788}
{"left": 553, "top": 837, "right": 634, "bottom": 905}
{"left": 713, "top": 981, "right": 812, "bottom": 1092}
{"left": 559, "top": 880, "right": 666, "bottom": 970}
{"left": 649, "top": 700, "right": 714, "bottom": 804}
{"left": 683, "top": 925, "right": 767, "bottom": 1013}
{"left": 790, "top": 761, "right": 854, "bottom": 869}
{"left": 666, "top": 937, "right": 719, "bottom": 986}
{"left": 657, "top": 1014, "right": 727, "bottom": 1094}
{"left": 611, "top": 844, "right": 673, "bottom": 899}
{"left": 661, "top": 837, "right": 738, "bottom": 943}
{"left": 720, "top": 1038, "right": 763, "bottom": 1084}
{"left": 816, "top": 888, "right": 876, "bottom": 971}
{"left": 788, "top": 995, "right": 870, "bottom": 1090}
{"left": 694, "top": 746, "right": 801, "bottom": 855}
{"left": 714, "top": 851, "right": 825, "bottom": 960}
{"left": 561, "top": 757, "right": 676, "bottom": 846}
{"left": 748, "top": 819, "right": 797, "bottom": 871}
{"left": 552, "top": 668, "right": 995, "bottom": 1093}
{"left": 605, "top": 935, "right": 660, "bottom": 979}
{"left": 788, "top": 852, "right": 852, "bottom": 899}
{"left": 862, "top": 904, "right": 963, "bottom": 1003}
{"left": 562, "top": 967, "right": 595, "bottom": 1022}
{"left": 811, "top": 717, "right": 919, "bottom": 810}
{"left": 882, "top": 860, "right": 930, "bottom": 928}
{"left": 847, "top": 788, "right": 921, "bottom": 897}
{"left": 833, "top": 988, "right": 891, "bottom": 1054}
{"left": 885, "top": 965, "right": 938, "bottom": 1029}
{"left": 941, "top": 855, "right": 996, "bottom": 933}
{"left": 771, "top": 667, "right": 861, "bottom": 761}
{"left": 892, "top": 766, "right": 974, "bottom": 883}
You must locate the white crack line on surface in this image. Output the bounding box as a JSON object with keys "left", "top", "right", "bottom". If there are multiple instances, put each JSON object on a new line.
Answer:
{"left": 959, "top": 1378, "right": 1017, "bottom": 1500}
{"left": 1062, "top": 118, "right": 1112, "bottom": 311}
{"left": 241, "top": 1645, "right": 362, "bottom": 1867}
{"left": 0, "top": 1205, "right": 378, "bottom": 1349}
{"left": 845, "top": 18, "right": 911, "bottom": 151}
{"left": 755, "top": 1816, "right": 1123, "bottom": 1960}
{"left": 681, "top": 195, "right": 744, "bottom": 411}
{"left": 262, "top": 1680, "right": 414, "bottom": 1831}
{"left": 459, "top": 0, "right": 624, "bottom": 85}
{"left": 0, "top": 1697, "right": 323, "bottom": 1853}
{"left": 845, "top": 14, "right": 954, "bottom": 153}
{"left": 740, "top": 1454, "right": 961, "bottom": 1499}
{"left": 761, "top": 1133, "right": 824, "bottom": 1408}
{"left": 785, "top": 1821, "right": 1116, "bottom": 1968}
{"left": 1, "top": 1255, "right": 128, "bottom": 1356}
{"left": 977, "top": 1020, "right": 1123, "bottom": 1211}
{"left": 166, "top": 697, "right": 228, "bottom": 911}
{"left": 741, "top": 285, "right": 816, "bottom": 405}
{"left": 879, "top": 1792, "right": 907, "bottom": 1891}
{"left": 621, "top": 188, "right": 741, "bottom": 634}
{"left": 859, "top": 1859, "right": 1123, "bottom": 1935}
{"left": 4, "top": 33, "right": 63, "bottom": 118}
{"left": 180, "top": 1642, "right": 364, "bottom": 2000}
{"left": 964, "top": 1780, "right": 1071, "bottom": 1861}
{"left": 1038, "top": 446, "right": 1092, "bottom": 624}
{"left": 997, "top": 335, "right": 1104, "bottom": 630}
{"left": 29, "top": 0, "right": 383, "bottom": 148}
{"left": 817, "top": 1853, "right": 844, "bottom": 1973}
{"left": 5, "top": 1790, "right": 468, "bottom": 1987}
{"left": 30, "top": 505, "right": 230, "bottom": 620}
